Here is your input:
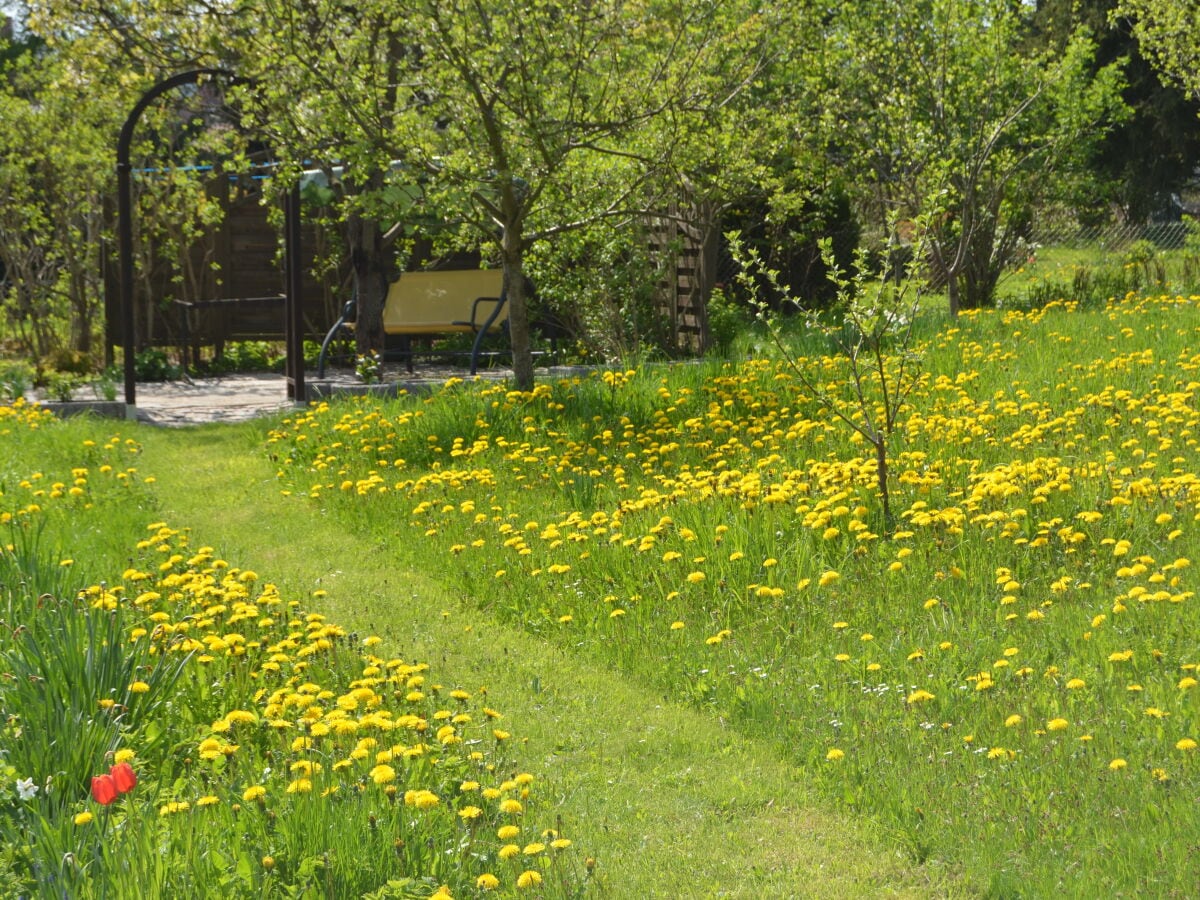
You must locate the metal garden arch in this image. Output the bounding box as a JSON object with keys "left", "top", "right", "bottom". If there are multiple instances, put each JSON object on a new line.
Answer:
{"left": 116, "top": 68, "right": 305, "bottom": 410}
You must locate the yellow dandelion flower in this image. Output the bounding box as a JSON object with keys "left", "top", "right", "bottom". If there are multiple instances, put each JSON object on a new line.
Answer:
{"left": 826, "top": 748, "right": 845, "bottom": 761}
{"left": 476, "top": 873, "right": 500, "bottom": 891}
{"left": 498, "top": 844, "right": 521, "bottom": 860}
{"left": 1109, "top": 758, "right": 1128, "bottom": 771}
{"left": 1047, "top": 718, "right": 1069, "bottom": 732}
{"left": 818, "top": 571, "right": 840, "bottom": 587}
{"left": 370, "top": 765, "right": 396, "bottom": 785}
{"left": 498, "top": 825, "right": 521, "bottom": 840}
{"left": 516, "top": 870, "right": 543, "bottom": 889}
{"left": 74, "top": 811, "right": 94, "bottom": 826}
{"left": 405, "top": 789, "right": 440, "bottom": 809}
{"left": 1176, "top": 738, "right": 1198, "bottom": 752}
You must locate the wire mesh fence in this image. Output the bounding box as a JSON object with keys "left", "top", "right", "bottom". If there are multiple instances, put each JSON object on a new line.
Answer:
{"left": 1029, "top": 220, "right": 1193, "bottom": 252}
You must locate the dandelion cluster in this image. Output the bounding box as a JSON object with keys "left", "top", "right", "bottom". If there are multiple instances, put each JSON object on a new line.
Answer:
{"left": 0, "top": 413, "right": 582, "bottom": 896}
{"left": 269, "top": 291, "right": 1200, "bottom": 888}
{"left": 103, "top": 523, "right": 576, "bottom": 894}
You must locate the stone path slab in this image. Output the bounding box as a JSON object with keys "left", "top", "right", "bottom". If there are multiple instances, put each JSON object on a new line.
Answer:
{"left": 34, "top": 363, "right": 598, "bottom": 427}
{"left": 131, "top": 366, "right": 513, "bottom": 426}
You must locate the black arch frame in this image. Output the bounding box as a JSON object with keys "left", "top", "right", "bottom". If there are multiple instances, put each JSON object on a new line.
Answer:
{"left": 116, "top": 68, "right": 305, "bottom": 408}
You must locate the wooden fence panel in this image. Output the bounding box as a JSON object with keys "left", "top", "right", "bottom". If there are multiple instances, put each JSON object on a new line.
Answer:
{"left": 104, "top": 171, "right": 346, "bottom": 358}
{"left": 649, "top": 201, "right": 718, "bottom": 353}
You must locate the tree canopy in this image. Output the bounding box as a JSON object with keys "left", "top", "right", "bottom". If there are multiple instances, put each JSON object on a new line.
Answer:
{"left": 0, "top": 0, "right": 1196, "bottom": 370}
{"left": 1116, "top": 0, "right": 1200, "bottom": 100}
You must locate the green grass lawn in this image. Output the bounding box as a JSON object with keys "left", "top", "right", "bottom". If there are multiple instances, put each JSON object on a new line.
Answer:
{"left": 138, "top": 422, "right": 943, "bottom": 898}
{"left": 9, "top": 285, "right": 1200, "bottom": 896}
{"left": 0, "top": 407, "right": 945, "bottom": 897}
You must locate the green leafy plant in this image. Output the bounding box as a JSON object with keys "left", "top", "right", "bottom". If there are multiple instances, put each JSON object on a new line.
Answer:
{"left": 0, "top": 361, "right": 34, "bottom": 400}
{"left": 43, "top": 370, "right": 83, "bottom": 402}
{"left": 703, "top": 286, "right": 752, "bottom": 358}
{"left": 133, "top": 348, "right": 180, "bottom": 383}
{"left": 90, "top": 367, "right": 119, "bottom": 402}
{"left": 204, "top": 341, "right": 282, "bottom": 375}
{"left": 0, "top": 534, "right": 188, "bottom": 810}
{"left": 355, "top": 350, "right": 382, "bottom": 384}
{"left": 1123, "top": 239, "right": 1167, "bottom": 288}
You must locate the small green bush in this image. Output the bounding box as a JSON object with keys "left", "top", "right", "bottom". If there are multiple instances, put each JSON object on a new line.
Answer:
{"left": 43, "top": 371, "right": 83, "bottom": 402}
{"left": 0, "top": 361, "right": 34, "bottom": 400}
{"left": 704, "top": 286, "right": 751, "bottom": 357}
{"left": 90, "top": 367, "right": 119, "bottom": 401}
{"left": 134, "top": 348, "right": 180, "bottom": 382}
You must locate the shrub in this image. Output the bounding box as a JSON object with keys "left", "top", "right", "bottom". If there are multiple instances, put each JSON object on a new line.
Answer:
{"left": 0, "top": 361, "right": 34, "bottom": 400}
{"left": 134, "top": 348, "right": 180, "bottom": 382}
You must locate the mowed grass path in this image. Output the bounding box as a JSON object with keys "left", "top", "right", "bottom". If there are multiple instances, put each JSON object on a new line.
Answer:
{"left": 138, "top": 423, "right": 954, "bottom": 898}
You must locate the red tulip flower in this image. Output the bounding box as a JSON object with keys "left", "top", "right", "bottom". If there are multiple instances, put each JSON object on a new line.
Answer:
{"left": 109, "top": 762, "right": 137, "bottom": 795}
{"left": 91, "top": 774, "right": 118, "bottom": 806}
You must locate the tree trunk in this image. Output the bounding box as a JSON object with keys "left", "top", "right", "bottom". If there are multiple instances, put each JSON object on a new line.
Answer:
{"left": 874, "top": 435, "right": 892, "bottom": 532}
{"left": 928, "top": 237, "right": 961, "bottom": 318}
{"left": 947, "top": 269, "right": 961, "bottom": 318}
{"left": 501, "top": 219, "right": 535, "bottom": 391}
{"left": 346, "top": 212, "right": 388, "bottom": 355}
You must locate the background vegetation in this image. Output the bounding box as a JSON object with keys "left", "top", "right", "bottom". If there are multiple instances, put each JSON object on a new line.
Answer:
{"left": 3, "top": 0, "right": 1200, "bottom": 385}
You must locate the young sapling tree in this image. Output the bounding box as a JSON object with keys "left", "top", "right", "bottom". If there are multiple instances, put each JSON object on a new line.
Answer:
{"left": 728, "top": 224, "right": 929, "bottom": 529}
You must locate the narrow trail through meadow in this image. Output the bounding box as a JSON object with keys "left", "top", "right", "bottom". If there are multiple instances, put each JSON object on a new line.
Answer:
{"left": 138, "top": 422, "right": 956, "bottom": 898}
